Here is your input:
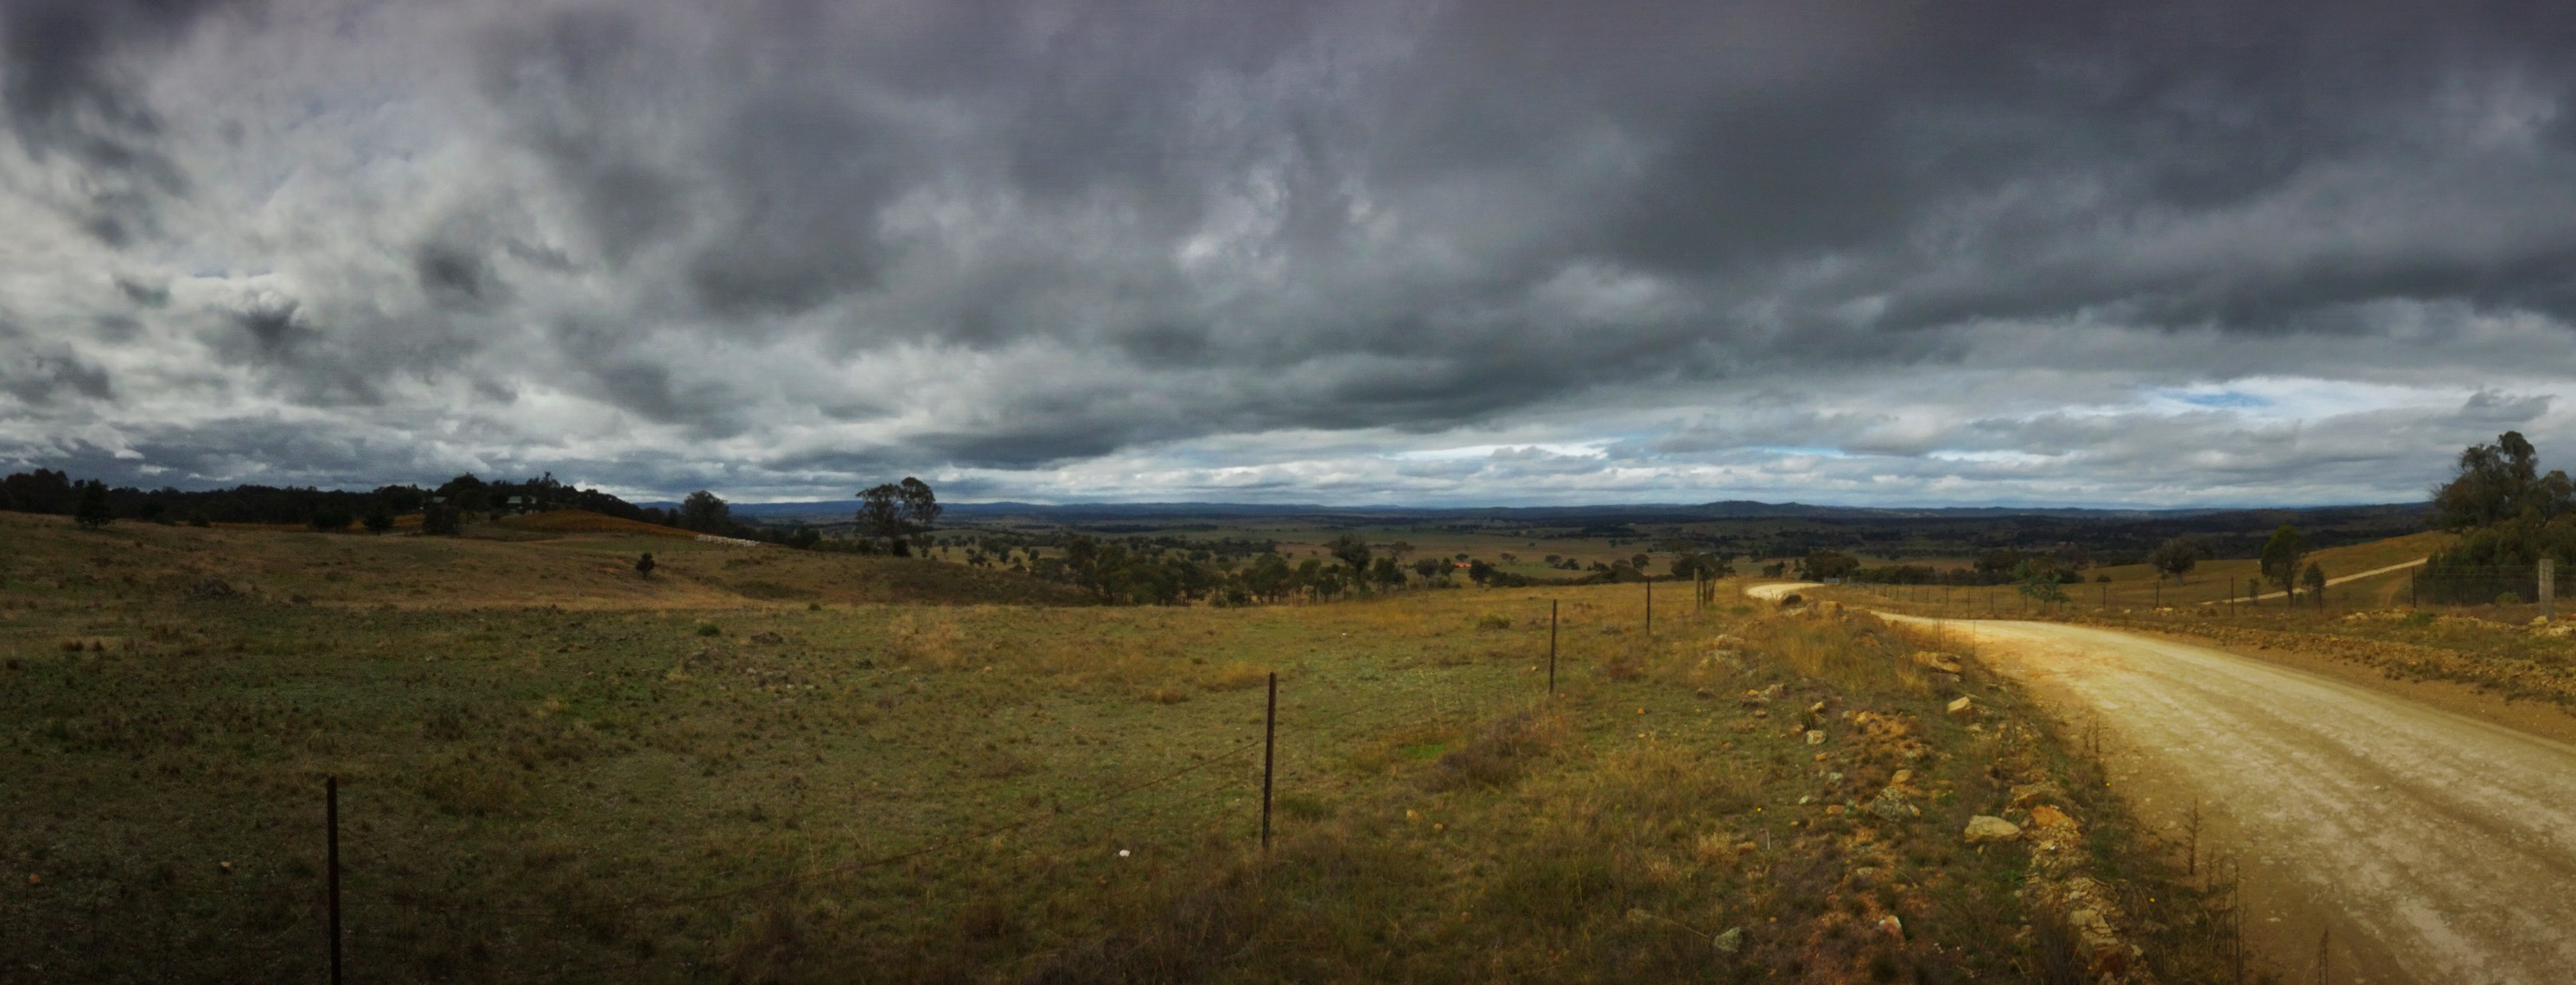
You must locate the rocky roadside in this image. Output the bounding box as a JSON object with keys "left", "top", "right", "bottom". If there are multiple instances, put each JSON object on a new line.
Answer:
{"left": 2080, "top": 610, "right": 2576, "bottom": 708}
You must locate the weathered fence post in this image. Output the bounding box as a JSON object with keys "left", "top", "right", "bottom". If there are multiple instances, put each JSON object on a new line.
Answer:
{"left": 1261, "top": 674, "right": 1277, "bottom": 851}
{"left": 326, "top": 775, "right": 342, "bottom": 985}
{"left": 2543, "top": 559, "right": 2556, "bottom": 620}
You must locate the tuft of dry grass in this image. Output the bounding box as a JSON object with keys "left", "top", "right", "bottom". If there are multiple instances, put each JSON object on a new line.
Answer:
{"left": 1202, "top": 661, "right": 1269, "bottom": 691}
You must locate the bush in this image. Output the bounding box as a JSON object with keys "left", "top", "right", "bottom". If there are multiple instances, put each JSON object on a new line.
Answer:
{"left": 309, "top": 507, "right": 354, "bottom": 532}
{"left": 422, "top": 503, "right": 462, "bottom": 535}
{"left": 361, "top": 506, "right": 395, "bottom": 533}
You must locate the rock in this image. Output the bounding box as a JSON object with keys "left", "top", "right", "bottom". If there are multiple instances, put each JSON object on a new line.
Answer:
{"left": 1868, "top": 789, "right": 1916, "bottom": 822}
{"left": 1777, "top": 592, "right": 1802, "bottom": 607}
{"left": 1877, "top": 914, "right": 1903, "bottom": 940}
{"left": 1889, "top": 769, "right": 1914, "bottom": 786}
{"left": 1713, "top": 926, "right": 1744, "bottom": 954}
{"left": 2007, "top": 783, "right": 2060, "bottom": 809}
{"left": 1946, "top": 696, "right": 1979, "bottom": 720}
{"left": 2027, "top": 804, "right": 2075, "bottom": 831}
{"left": 1910, "top": 650, "right": 1963, "bottom": 674}
{"left": 1964, "top": 816, "right": 2021, "bottom": 844}
{"left": 1804, "top": 729, "right": 1826, "bottom": 745}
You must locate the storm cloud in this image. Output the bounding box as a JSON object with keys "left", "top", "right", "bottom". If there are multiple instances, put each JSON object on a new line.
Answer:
{"left": 3, "top": 0, "right": 2573, "bottom": 505}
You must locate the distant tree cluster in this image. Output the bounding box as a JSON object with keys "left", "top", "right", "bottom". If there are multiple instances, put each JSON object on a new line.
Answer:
{"left": 2421, "top": 432, "right": 2576, "bottom": 597}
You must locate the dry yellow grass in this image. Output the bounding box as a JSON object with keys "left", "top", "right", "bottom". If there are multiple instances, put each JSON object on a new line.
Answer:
{"left": 495, "top": 508, "right": 698, "bottom": 537}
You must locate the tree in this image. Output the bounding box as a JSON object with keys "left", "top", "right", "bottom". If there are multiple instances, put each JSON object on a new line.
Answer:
{"left": 308, "top": 507, "right": 354, "bottom": 532}
{"left": 73, "top": 480, "right": 112, "bottom": 529}
{"left": 2260, "top": 524, "right": 2308, "bottom": 595}
{"left": 437, "top": 473, "right": 490, "bottom": 516}
{"left": 2149, "top": 538, "right": 2201, "bottom": 583}
{"left": 858, "top": 483, "right": 905, "bottom": 545}
{"left": 2012, "top": 559, "right": 2068, "bottom": 604}
{"left": 2300, "top": 561, "right": 2326, "bottom": 604}
{"left": 636, "top": 553, "right": 656, "bottom": 579}
{"left": 897, "top": 477, "right": 941, "bottom": 531}
{"left": 679, "top": 490, "right": 730, "bottom": 533}
{"left": 361, "top": 503, "right": 395, "bottom": 533}
{"left": 1466, "top": 559, "right": 1495, "bottom": 585}
{"left": 1329, "top": 533, "right": 1372, "bottom": 578}
{"left": 1669, "top": 551, "right": 1732, "bottom": 580}
{"left": 1412, "top": 557, "right": 1444, "bottom": 581}
{"left": 1370, "top": 555, "right": 1406, "bottom": 592}
{"left": 2431, "top": 432, "right": 2574, "bottom": 531}
{"left": 1802, "top": 551, "right": 1860, "bottom": 580}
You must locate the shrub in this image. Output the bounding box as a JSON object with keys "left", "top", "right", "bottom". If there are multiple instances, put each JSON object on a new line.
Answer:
{"left": 696, "top": 622, "right": 721, "bottom": 636}
{"left": 422, "top": 503, "right": 462, "bottom": 535}
{"left": 361, "top": 506, "right": 395, "bottom": 533}
{"left": 1424, "top": 709, "right": 1565, "bottom": 791}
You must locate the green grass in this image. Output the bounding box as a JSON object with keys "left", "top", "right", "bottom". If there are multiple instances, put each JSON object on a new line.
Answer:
{"left": 0, "top": 513, "right": 2222, "bottom": 982}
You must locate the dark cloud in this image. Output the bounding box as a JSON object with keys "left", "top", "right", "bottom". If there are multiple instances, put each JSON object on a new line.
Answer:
{"left": 0, "top": 0, "right": 229, "bottom": 241}
{"left": 5, "top": 0, "right": 2576, "bottom": 503}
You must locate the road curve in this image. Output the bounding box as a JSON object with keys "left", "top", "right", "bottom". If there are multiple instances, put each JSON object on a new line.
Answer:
{"left": 1749, "top": 581, "right": 2576, "bottom": 983}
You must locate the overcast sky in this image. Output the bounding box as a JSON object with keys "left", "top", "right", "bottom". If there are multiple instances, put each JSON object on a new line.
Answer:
{"left": 3, "top": 0, "right": 2573, "bottom": 507}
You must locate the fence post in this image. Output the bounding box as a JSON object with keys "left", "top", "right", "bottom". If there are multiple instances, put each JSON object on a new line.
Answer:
{"left": 1261, "top": 673, "right": 1276, "bottom": 851}
{"left": 2543, "top": 559, "right": 2556, "bottom": 620}
{"left": 326, "top": 775, "right": 342, "bottom": 985}
{"left": 1548, "top": 600, "right": 1558, "bottom": 695}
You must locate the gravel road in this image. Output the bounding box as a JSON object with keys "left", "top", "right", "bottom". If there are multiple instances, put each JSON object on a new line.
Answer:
{"left": 1750, "top": 582, "right": 2576, "bottom": 983}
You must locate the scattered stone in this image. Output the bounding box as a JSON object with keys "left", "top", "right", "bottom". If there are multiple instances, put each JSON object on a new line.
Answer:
{"left": 2008, "top": 783, "right": 2062, "bottom": 809}
{"left": 1713, "top": 926, "right": 1744, "bottom": 954}
{"left": 1910, "top": 650, "right": 1963, "bottom": 674}
{"left": 1946, "top": 695, "right": 1979, "bottom": 720}
{"left": 1804, "top": 729, "right": 1826, "bottom": 745}
{"left": 1964, "top": 816, "right": 2021, "bottom": 844}
{"left": 1867, "top": 788, "right": 1916, "bottom": 822}
{"left": 2027, "top": 804, "right": 2074, "bottom": 830}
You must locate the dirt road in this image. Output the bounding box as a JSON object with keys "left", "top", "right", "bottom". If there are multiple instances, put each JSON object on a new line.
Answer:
{"left": 2223, "top": 557, "right": 2428, "bottom": 604}
{"left": 1750, "top": 582, "right": 2576, "bottom": 983}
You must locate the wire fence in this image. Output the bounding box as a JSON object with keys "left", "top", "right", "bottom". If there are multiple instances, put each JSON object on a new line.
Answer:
{"left": 13, "top": 596, "right": 1690, "bottom": 982}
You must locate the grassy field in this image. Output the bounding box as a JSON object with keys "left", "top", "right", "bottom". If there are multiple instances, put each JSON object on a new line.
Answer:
{"left": 1838, "top": 530, "right": 2456, "bottom": 618}
{"left": 2, "top": 512, "right": 2229, "bottom": 982}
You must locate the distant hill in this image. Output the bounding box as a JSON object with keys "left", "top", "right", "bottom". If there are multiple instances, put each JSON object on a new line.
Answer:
{"left": 698, "top": 497, "right": 2417, "bottom": 526}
